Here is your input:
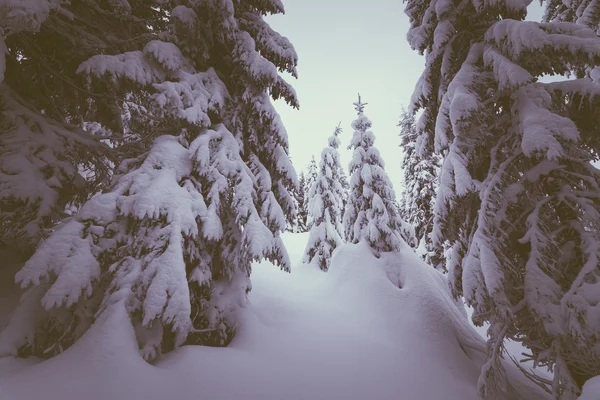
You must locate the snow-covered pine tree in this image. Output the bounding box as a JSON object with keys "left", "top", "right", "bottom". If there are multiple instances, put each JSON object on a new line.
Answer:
{"left": 339, "top": 169, "right": 350, "bottom": 214}
{"left": 338, "top": 149, "right": 351, "bottom": 219}
{"left": 327, "top": 122, "right": 350, "bottom": 217}
{"left": 399, "top": 109, "right": 444, "bottom": 270}
{"left": 305, "top": 155, "right": 319, "bottom": 229}
{"left": 303, "top": 125, "right": 345, "bottom": 271}
{"left": 405, "top": 0, "right": 600, "bottom": 395}
{"left": 295, "top": 171, "right": 309, "bottom": 232}
{"left": 307, "top": 156, "right": 319, "bottom": 184}
{"left": 286, "top": 155, "right": 298, "bottom": 233}
{"left": 0, "top": 0, "right": 299, "bottom": 362}
{"left": 0, "top": 0, "right": 159, "bottom": 254}
{"left": 344, "top": 95, "right": 410, "bottom": 256}
{"left": 395, "top": 198, "right": 418, "bottom": 249}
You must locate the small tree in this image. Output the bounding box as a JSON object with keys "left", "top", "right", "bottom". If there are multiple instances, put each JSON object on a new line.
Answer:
{"left": 305, "top": 156, "right": 319, "bottom": 229}
{"left": 295, "top": 172, "right": 309, "bottom": 232}
{"left": 338, "top": 156, "right": 350, "bottom": 220}
{"left": 303, "top": 125, "right": 345, "bottom": 271}
{"left": 344, "top": 95, "right": 408, "bottom": 256}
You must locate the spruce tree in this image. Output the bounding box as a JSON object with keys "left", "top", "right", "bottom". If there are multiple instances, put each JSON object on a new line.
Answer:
{"left": 303, "top": 125, "right": 345, "bottom": 271}
{"left": 344, "top": 95, "right": 408, "bottom": 256}
{"left": 405, "top": 0, "right": 600, "bottom": 395}
{"left": 295, "top": 172, "right": 309, "bottom": 232}
{"left": 0, "top": 0, "right": 299, "bottom": 362}
{"left": 305, "top": 155, "right": 319, "bottom": 229}
{"left": 339, "top": 166, "right": 350, "bottom": 218}
{"left": 399, "top": 110, "right": 444, "bottom": 271}
{"left": 0, "top": 0, "right": 161, "bottom": 255}
{"left": 337, "top": 144, "right": 351, "bottom": 219}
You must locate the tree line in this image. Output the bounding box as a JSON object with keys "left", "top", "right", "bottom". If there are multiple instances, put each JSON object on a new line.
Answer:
{"left": 1, "top": 0, "right": 599, "bottom": 398}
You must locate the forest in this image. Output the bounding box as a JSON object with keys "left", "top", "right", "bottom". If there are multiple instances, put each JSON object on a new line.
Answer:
{"left": 0, "top": 0, "right": 600, "bottom": 399}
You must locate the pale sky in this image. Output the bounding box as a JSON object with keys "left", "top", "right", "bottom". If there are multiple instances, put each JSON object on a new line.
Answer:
{"left": 267, "top": 0, "right": 424, "bottom": 192}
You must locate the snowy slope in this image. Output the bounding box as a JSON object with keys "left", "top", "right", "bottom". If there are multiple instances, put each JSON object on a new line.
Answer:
{"left": 0, "top": 233, "right": 548, "bottom": 400}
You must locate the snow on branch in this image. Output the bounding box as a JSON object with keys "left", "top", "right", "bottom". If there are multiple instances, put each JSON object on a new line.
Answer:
{"left": 233, "top": 31, "right": 279, "bottom": 89}
{"left": 152, "top": 68, "right": 227, "bottom": 126}
{"left": 239, "top": 11, "right": 298, "bottom": 77}
{"left": 485, "top": 20, "right": 600, "bottom": 74}
{"left": 0, "top": 86, "right": 109, "bottom": 248}
{"left": 77, "top": 50, "right": 166, "bottom": 86}
{"left": 0, "top": 0, "right": 62, "bottom": 36}
{"left": 512, "top": 84, "right": 580, "bottom": 160}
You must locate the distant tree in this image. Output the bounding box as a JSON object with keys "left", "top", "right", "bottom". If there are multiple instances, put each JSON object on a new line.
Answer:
{"left": 327, "top": 122, "right": 350, "bottom": 217}
{"left": 305, "top": 155, "right": 319, "bottom": 229}
{"left": 394, "top": 198, "right": 418, "bottom": 249}
{"left": 294, "top": 172, "right": 309, "bottom": 232}
{"left": 344, "top": 95, "right": 410, "bottom": 256}
{"left": 303, "top": 125, "right": 345, "bottom": 271}
{"left": 1, "top": 0, "right": 298, "bottom": 362}
{"left": 398, "top": 110, "right": 444, "bottom": 271}
{"left": 339, "top": 165, "right": 350, "bottom": 218}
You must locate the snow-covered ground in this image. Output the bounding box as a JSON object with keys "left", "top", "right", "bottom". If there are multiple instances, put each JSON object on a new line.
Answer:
{"left": 580, "top": 376, "right": 600, "bottom": 400}
{"left": 0, "top": 233, "right": 550, "bottom": 399}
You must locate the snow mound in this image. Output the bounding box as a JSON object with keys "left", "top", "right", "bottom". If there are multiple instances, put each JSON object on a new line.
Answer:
{"left": 0, "top": 300, "right": 156, "bottom": 399}
{"left": 323, "top": 240, "right": 548, "bottom": 400}
{"left": 580, "top": 376, "right": 600, "bottom": 400}
{"left": 0, "top": 233, "right": 548, "bottom": 400}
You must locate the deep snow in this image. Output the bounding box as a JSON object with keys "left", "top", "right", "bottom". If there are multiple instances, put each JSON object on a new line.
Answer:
{"left": 0, "top": 233, "right": 550, "bottom": 399}
{"left": 580, "top": 376, "right": 600, "bottom": 400}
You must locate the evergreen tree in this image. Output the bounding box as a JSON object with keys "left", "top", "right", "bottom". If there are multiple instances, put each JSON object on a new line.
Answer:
{"left": 285, "top": 156, "right": 299, "bottom": 233}
{"left": 344, "top": 95, "right": 408, "bottom": 256}
{"left": 295, "top": 171, "right": 309, "bottom": 232}
{"left": 0, "top": 0, "right": 299, "bottom": 362}
{"left": 406, "top": 0, "right": 600, "bottom": 395}
{"left": 338, "top": 150, "right": 351, "bottom": 219}
{"left": 339, "top": 171, "right": 350, "bottom": 214}
{"left": 328, "top": 122, "right": 350, "bottom": 218}
{"left": 0, "top": 0, "right": 162, "bottom": 255}
{"left": 395, "top": 197, "right": 418, "bottom": 249}
{"left": 303, "top": 125, "right": 345, "bottom": 271}
{"left": 307, "top": 156, "right": 319, "bottom": 184}
{"left": 305, "top": 155, "right": 318, "bottom": 229}
{"left": 399, "top": 110, "right": 444, "bottom": 271}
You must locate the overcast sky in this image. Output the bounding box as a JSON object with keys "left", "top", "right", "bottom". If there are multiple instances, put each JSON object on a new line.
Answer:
{"left": 267, "top": 0, "right": 423, "bottom": 191}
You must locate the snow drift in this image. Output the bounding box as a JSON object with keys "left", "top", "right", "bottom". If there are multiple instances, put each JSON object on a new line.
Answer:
{"left": 0, "top": 233, "right": 547, "bottom": 400}
{"left": 580, "top": 376, "right": 600, "bottom": 400}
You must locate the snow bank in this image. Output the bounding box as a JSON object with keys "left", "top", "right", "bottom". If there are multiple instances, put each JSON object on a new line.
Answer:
{"left": 324, "top": 240, "right": 548, "bottom": 399}
{"left": 0, "top": 300, "right": 156, "bottom": 400}
{"left": 0, "top": 233, "right": 548, "bottom": 400}
{"left": 580, "top": 376, "right": 600, "bottom": 400}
